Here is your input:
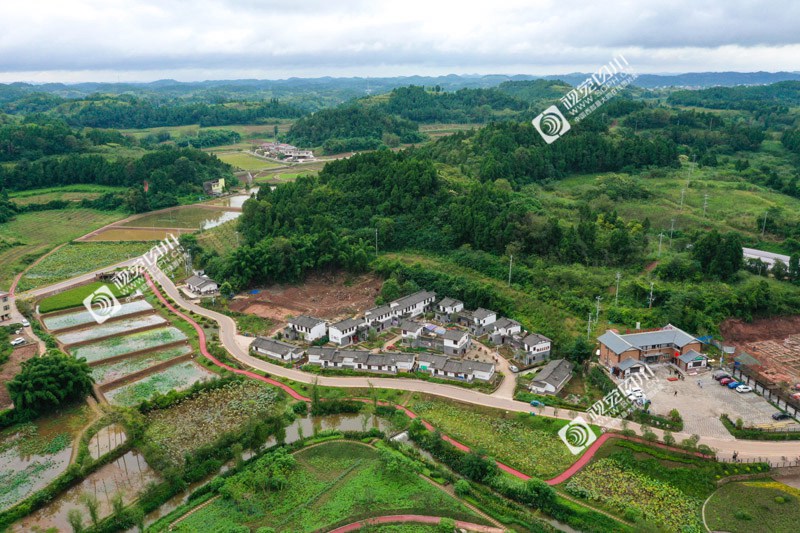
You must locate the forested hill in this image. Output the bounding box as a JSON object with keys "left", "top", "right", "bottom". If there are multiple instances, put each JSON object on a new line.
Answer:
{"left": 377, "top": 85, "right": 529, "bottom": 123}
{"left": 667, "top": 81, "right": 800, "bottom": 113}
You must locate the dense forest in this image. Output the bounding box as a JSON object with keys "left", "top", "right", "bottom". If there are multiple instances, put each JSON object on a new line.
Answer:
{"left": 377, "top": 85, "right": 528, "bottom": 123}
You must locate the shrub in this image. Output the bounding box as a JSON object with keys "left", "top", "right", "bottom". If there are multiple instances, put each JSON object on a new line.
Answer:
{"left": 292, "top": 401, "right": 308, "bottom": 415}
{"left": 662, "top": 431, "right": 675, "bottom": 446}
{"left": 734, "top": 510, "right": 753, "bottom": 521}
{"left": 439, "top": 517, "right": 456, "bottom": 532}
{"left": 454, "top": 479, "right": 471, "bottom": 496}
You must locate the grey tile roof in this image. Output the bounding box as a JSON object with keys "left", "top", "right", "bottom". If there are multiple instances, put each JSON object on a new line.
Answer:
{"left": 531, "top": 359, "right": 573, "bottom": 387}
{"left": 599, "top": 325, "right": 698, "bottom": 355}
{"left": 437, "top": 297, "right": 462, "bottom": 309}
{"left": 251, "top": 337, "right": 300, "bottom": 356}
{"left": 288, "top": 315, "right": 326, "bottom": 329}
{"left": 367, "top": 352, "right": 416, "bottom": 366}
{"left": 473, "top": 308, "right": 496, "bottom": 320}
{"left": 365, "top": 304, "right": 393, "bottom": 318}
{"left": 186, "top": 274, "right": 216, "bottom": 288}
{"left": 399, "top": 319, "right": 422, "bottom": 331}
{"left": 392, "top": 290, "right": 436, "bottom": 310}
{"left": 618, "top": 358, "right": 644, "bottom": 371}
{"left": 597, "top": 331, "right": 633, "bottom": 355}
{"left": 419, "top": 353, "right": 493, "bottom": 375}
{"left": 523, "top": 333, "right": 551, "bottom": 346}
{"left": 678, "top": 349, "right": 707, "bottom": 363}
{"left": 331, "top": 317, "right": 363, "bottom": 331}
{"left": 493, "top": 317, "right": 520, "bottom": 330}
{"left": 443, "top": 329, "right": 469, "bottom": 342}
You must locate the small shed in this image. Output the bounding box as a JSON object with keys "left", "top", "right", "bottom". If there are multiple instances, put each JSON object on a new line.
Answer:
{"left": 676, "top": 349, "right": 708, "bottom": 372}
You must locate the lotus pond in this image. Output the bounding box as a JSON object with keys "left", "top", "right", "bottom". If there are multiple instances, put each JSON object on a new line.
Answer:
{"left": 42, "top": 299, "right": 154, "bottom": 331}
{"left": 91, "top": 345, "right": 192, "bottom": 385}
{"left": 56, "top": 314, "right": 167, "bottom": 345}
{"left": 71, "top": 327, "right": 188, "bottom": 364}
{"left": 104, "top": 361, "right": 216, "bottom": 407}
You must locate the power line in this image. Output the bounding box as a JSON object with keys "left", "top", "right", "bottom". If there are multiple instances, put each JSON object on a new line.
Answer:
{"left": 615, "top": 272, "right": 621, "bottom": 306}
{"left": 703, "top": 194, "right": 709, "bottom": 218}
{"left": 508, "top": 255, "right": 513, "bottom": 286}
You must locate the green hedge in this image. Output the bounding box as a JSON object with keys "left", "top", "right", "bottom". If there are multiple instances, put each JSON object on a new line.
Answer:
{"left": 720, "top": 414, "right": 800, "bottom": 440}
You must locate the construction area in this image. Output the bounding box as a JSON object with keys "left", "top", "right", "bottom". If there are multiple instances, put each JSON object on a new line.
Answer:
{"left": 228, "top": 272, "right": 383, "bottom": 325}
{"left": 721, "top": 315, "right": 800, "bottom": 386}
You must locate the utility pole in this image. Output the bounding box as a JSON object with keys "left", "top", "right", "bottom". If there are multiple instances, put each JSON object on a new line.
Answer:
{"left": 761, "top": 211, "right": 768, "bottom": 238}
{"left": 648, "top": 282, "right": 655, "bottom": 309}
{"left": 669, "top": 219, "right": 675, "bottom": 248}
{"left": 508, "top": 255, "right": 513, "bottom": 286}
{"left": 679, "top": 188, "right": 685, "bottom": 211}
{"left": 703, "top": 194, "right": 709, "bottom": 218}
{"left": 595, "top": 296, "right": 602, "bottom": 323}
{"left": 658, "top": 232, "right": 665, "bottom": 256}
{"left": 615, "top": 271, "right": 621, "bottom": 306}
{"left": 586, "top": 313, "right": 592, "bottom": 340}
{"left": 375, "top": 227, "right": 378, "bottom": 256}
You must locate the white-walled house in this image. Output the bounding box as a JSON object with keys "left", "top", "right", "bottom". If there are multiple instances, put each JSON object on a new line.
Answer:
{"left": 417, "top": 353, "right": 495, "bottom": 382}
{"left": 400, "top": 319, "right": 424, "bottom": 340}
{"left": 491, "top": 317, "right": 522, "bottom": 338}
{"left": 185, "top": 274, "right": 219, "bottom": 295}
{"left": 442, "top": 329, "right": 471, "bottom": 356}
{"left": 307, "top": 347, "right": 415, "bottom": 374}
{"left": 522, "top": 333, "right": 552, "bottom": 365}
{"left": 529, "top": 359, "right": 573, "bottom": 395}
{"left": 251, "top": 337, "right": 303, "bottom": 362}
{"left": 460, "top": 308, "right": 497, "bottom": 335}
{"left": 390, "top": 290, "right": 436, "bottom": 318}
{"left": 328, "top": 318, "right": 365, "bottom": 346}
{"left": 285, "top": 315, "right": 327, "bottom": 342}
{"left": 435, "top": 297, "right": 464, "bottom": 322}
{"left": 364, "top": 304, "right": 394, "bottom": 332}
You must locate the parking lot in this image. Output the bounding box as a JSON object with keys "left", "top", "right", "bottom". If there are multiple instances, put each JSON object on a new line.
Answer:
{"left": 638, "top": 365, "right": 800, "bottom": 439}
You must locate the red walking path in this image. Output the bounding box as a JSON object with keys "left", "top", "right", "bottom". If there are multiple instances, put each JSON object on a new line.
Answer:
{"left": 329, "top": 515, "right": 504, "bottom": 532}
{"left": 145, "top": 273, "right": 710, "bottom": 488}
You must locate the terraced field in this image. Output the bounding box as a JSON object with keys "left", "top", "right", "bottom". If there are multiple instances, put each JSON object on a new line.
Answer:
{"left": 103, "top": 361, "right": 216, "bottom": 407}
{"left": 71, "top": 327, "right": 188, "bottom": 364}
{"left": 55, "top": 314, "right": 167, "bottom": 345}
{"left": 42, "top": 299, "right": 154, "bottom": 331}
{"left": 91, "top": 345, "right": 193, "bottom": 385}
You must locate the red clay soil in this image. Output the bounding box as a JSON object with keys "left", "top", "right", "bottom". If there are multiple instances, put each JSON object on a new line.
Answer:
{"left": 329, "top": 515, "right": 503, "bottom": 533}
{"left": 228, "top": 271, "right": 382, "bottom": 322}
{"left": 720, "top": 316, "right": 800, "bottom": 384}
{"left": 0, "top": 344, "right": 38, "bottom": 408}
{"left": 720, "top": 315, "right": 800, "bottom": 344}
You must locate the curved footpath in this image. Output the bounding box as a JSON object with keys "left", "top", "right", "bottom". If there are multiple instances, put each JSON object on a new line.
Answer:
{"left": 328, "top": 515, "right": 504, "bottom": 533}
{"left": 145, "top": 268, "right": 800, "bottom": 463}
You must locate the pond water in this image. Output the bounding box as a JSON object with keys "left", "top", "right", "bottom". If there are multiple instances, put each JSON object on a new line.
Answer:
{"left": 206, "top": 187, "right": 260, "bottom": 208}
{"left": 71, "top": 326, "right": 188, "bottom": 364}
{"left": 91, "top": 345, "right": 193, "bottom": 385}
{"left": 141, "top": 413, "right": 391, "bottom": 526}
{"left": 88, "top": 424, "right": 128, "bottom": 461}
{"left": 43, "top": 300, "right": 154, "bottom": 332}
{"left": 120, "top": 207, "right": 241, "bottom": 230}
{"left": 103, "top": 361, "right": 217, "bottom": 407}
{"left": 13, "top": 450, "right": 160, "bottom": 532}
{"left": 56, "top": 314, "right": 167, "bottom": 346}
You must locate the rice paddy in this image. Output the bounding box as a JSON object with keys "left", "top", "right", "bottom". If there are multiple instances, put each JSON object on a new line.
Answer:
{"left": 90, "top": 345, "right": 193, "bottom": 385}
{"left": 55, "top": 314, "right": 167, "bottom": 346}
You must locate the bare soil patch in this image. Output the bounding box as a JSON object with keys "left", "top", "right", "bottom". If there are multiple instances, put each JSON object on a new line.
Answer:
{"left": 228, "top": 272, "right": 382, "bottom": 325}
{"left": 0, "top": 344, "right": 38, "bottom": 408}
{"left": 720, "top": 316, "right": 800, "bottom": 384}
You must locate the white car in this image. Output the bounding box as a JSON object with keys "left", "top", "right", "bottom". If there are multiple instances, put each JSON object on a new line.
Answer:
{"left": 735, "top": 385, "right": 753, "bottom": 394}
{"left": 10, "top": 337, "right": 25, "bottom": 346}
{"left": 625, "top": 387, "right": 644, "bottom": 399}
{"left": 21, "top": 319, "right": 30, "bottom": 327}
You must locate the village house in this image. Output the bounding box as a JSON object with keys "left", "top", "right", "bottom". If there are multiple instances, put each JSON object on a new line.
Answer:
{"left": 528, "top": 359, "right": 573, "bottom": 395}
{"left": 285, "top": 315, "right": 327, "bottom": 343}
{"left": 460, "top": 308, "right": 497, "bottom": 335}
{"left": 597, "top": 324, "right": 703, "bottom": 375}
{"left": 251, "top": 337, "right": 303, "bottom": 362}
{"left": 435, "top": 297, "right": 464, "bottom": 322}
{"left": 442, "top": 329, "right": 471, "bottom": 356}
{"left": 489, "top": 317, "right": 522, "bottom": 344}
{"left": 328, "top": 317, "right": 365, "bottom": 346}
{"left": 185, "top": 274, "right": 219, "bottom": 295}
{"left": 390, "top": 290, "right": 436, "bottom": 319}
{"left": 417, "top": 353, "right": 495, "bottom": 382}
{"left": 202, "top": 178, "right": 225, "bottom": 196}
{"left": 307, "top": 347, "right": 414, "bottom": 374}
{"left": 676, "top": 349, "right": 709, "bottom": 373}
{"left": 399, "top": 319, "right": 424, "bottom": 340}
{"left": 521, "top": 333, "right": 552, "bottom": 366}
{"left": 364, "top": 304, "right": 394, "bottom": 332}
{"left": 0, "top": 290, "right": 11, "bottom": 322}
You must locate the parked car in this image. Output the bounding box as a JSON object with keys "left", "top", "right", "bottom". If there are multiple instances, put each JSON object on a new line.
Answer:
{"left": 21, "top": 319, "right": 29, "bottom": 327}
{"left": 735, "top": 385, "right": 752, "bottom": 393}
{"left": 772, "top": 412, "right": 792, "bottom": 421}
{"left": 10, "top": 337, "right": 25, "bottom": 346}
{"left": 727, "top": 381, "right": 742, "bottom": 389}
{"left": 713, "top": 371, "right": 731, "bottom": 380}
{"left": 715, "top": 373, "right": 732, "bottom": 382}
{"left": 719, "top": 377, "right": 734, "bottom": 386}
{"left": 509, "top": 365, "right": 519, "bottom": 373}
{"left": 790, "top": 392, "right": 800, "bottom": 401}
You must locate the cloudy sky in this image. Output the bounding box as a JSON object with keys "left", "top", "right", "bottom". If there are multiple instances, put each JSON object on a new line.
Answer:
{"left": 1, "top": 0, "right": 798, "bottom": 82}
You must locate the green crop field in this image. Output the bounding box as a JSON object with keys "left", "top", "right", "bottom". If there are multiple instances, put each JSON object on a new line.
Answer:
{"left": 169, "top": 441, "right": 484, "bottom": 532}
{"left": 705, "top": 479, "right": 800, "bottom": 532}
{"left": 195, "top": 219, "right": 241, "bottom": 254}
{"left": 0, "top": 209, "right": 127, "bottom": 290}
{"left": 8, "top": 185, "right": 125, "bottom": 206}
{"left": 120, "top": 206, "right": 240, "bottom": 230}
{"left": 215, "top": 152, "right": 283, "bottom": 171}
{"left": 38, "top": 281, "right": 136, "bottom": 314}
{"left": 104, "top": 361, "right": 216, "bottom": 407}
{"left": 17, "top": 241, "right": 153, "bottom": 292}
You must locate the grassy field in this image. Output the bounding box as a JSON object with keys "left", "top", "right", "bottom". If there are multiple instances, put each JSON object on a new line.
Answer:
{"left": 195, "top": 219, "right": 241, "bottom": 254}
{"left": 409, "top": 396, "right": 576, "bottom": 478}
{"left": 215, "top": 151, "right": 283, "bottom": 171}
{"left": 120, "top": 206, "right": 240, "bottom": 230}
{"left": 38, "top": 281, "right": 136, "bottom": 314}
{"left": 170, "top": 441, "right": 484, "bottom": 532}
{"left": 705, "top": 479, "right": 800, "bottom": 533}
{"left": 17, "top": 242, "right": 153, "bottom": 293}
{"left": 0, "top": 209, "right": 127, "bottom": 290}
{"left": 8, "top": 185, "right": 125, "bottom": 206}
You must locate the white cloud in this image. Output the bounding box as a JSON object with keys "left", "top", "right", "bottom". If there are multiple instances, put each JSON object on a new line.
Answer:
{"left": 0, "top": 0, "right": 797, "bottom": 81}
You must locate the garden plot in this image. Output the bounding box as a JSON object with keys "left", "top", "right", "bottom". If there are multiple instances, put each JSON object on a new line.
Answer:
{"left": 104, "top": 361, "right": 216, "bottom": 407}
{"left": 71, "top": 327, "right": 188, "bottom": 364}
{"left": 56, "top": 314, "right": 167, "bottom": 345}
{"left": 12, "top": 450, "right": 160, "bottom": 533}
{"left": 43, "top": 299, "right": 153, "bottom": 332}
{"left": 0, "top": 406, "right": 89, "bottom": 512}
{"left": 144, "top": 380, "right": 284, "bottom": 466}
{"left": 91, "top": 345, "right": 192, "bottom": 385}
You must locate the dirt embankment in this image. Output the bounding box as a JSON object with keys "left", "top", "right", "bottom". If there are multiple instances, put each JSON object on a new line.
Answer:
{"left": 720, "top": 315, "right": 800, "bottom": 344}
{"left": 0, "top": 344, "right": 38, "bottom": 408}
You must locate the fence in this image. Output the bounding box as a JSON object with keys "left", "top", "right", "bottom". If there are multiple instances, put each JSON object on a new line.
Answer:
{"left": 731, "top": 367, "right": 800, "bottom": 419}
{"left": 718, "top": 456, "right": 800, "bottom": 469}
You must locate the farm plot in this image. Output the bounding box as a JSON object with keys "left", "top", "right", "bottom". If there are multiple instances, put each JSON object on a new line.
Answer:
{"left": 38, "top": 281, "right": 135, "bottom": 314}
{"left": 16, "top": 242, "right": 153, "bottom": 293}
{"left": 0, "top": 406, "right": 89, "bottom": 512}
{"left": 170, "top": 441, "right": 483, "bottom": 532}
{"left": 143, "top": 380, "right": 285, "bottom": 467}
{"left": 215, "top": 152, "right": 282, "bottom": 171}
{"left": 12, "top": 450, "right": 160, "bottom": 533}
{"left": 71, "top": 327, "right": 188, "bottom": 364}
{"left": 103, "top": 361, "right": 216, "bottom": 407}
{"left": 56, "top": 314, "right": 167, "bottom": 345}
{"left": 119, "top": 207, "right": 240, "bottom": 230}
{"left": 43, "top": 299, "right": 154, "bottom": 332}
{"left": 87, "top": 424, "right": 128, "bottom": 460}
{"left": 705, "top": 479, "right": 800, "bottom": 533}
{"left": 90, "top": 345, "right": 193, "bottom": 385}
{"left": 409, "top": 397, "right": 575, "bottom": 478}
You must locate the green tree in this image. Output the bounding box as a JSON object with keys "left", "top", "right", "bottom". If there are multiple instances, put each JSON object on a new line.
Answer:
{"left": 81, "top": 493, "right": 100, "bottom": 527}
{"left": 526, "top": 478, "right": 556, "bottom": 509}
{"left": 772, "top": 259, "right": 788, "bottom": 281}
{"left": 789, "top": 253, "right": 800, "bottom": 282}
{"left": 7, "top": 351, "right": 94, "bottom": 417}
{"left": 454, "top": 479, "right": 471, "bottom": 496}
{"left": 67, "top": 509, "right": 84, "bottom": 533}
